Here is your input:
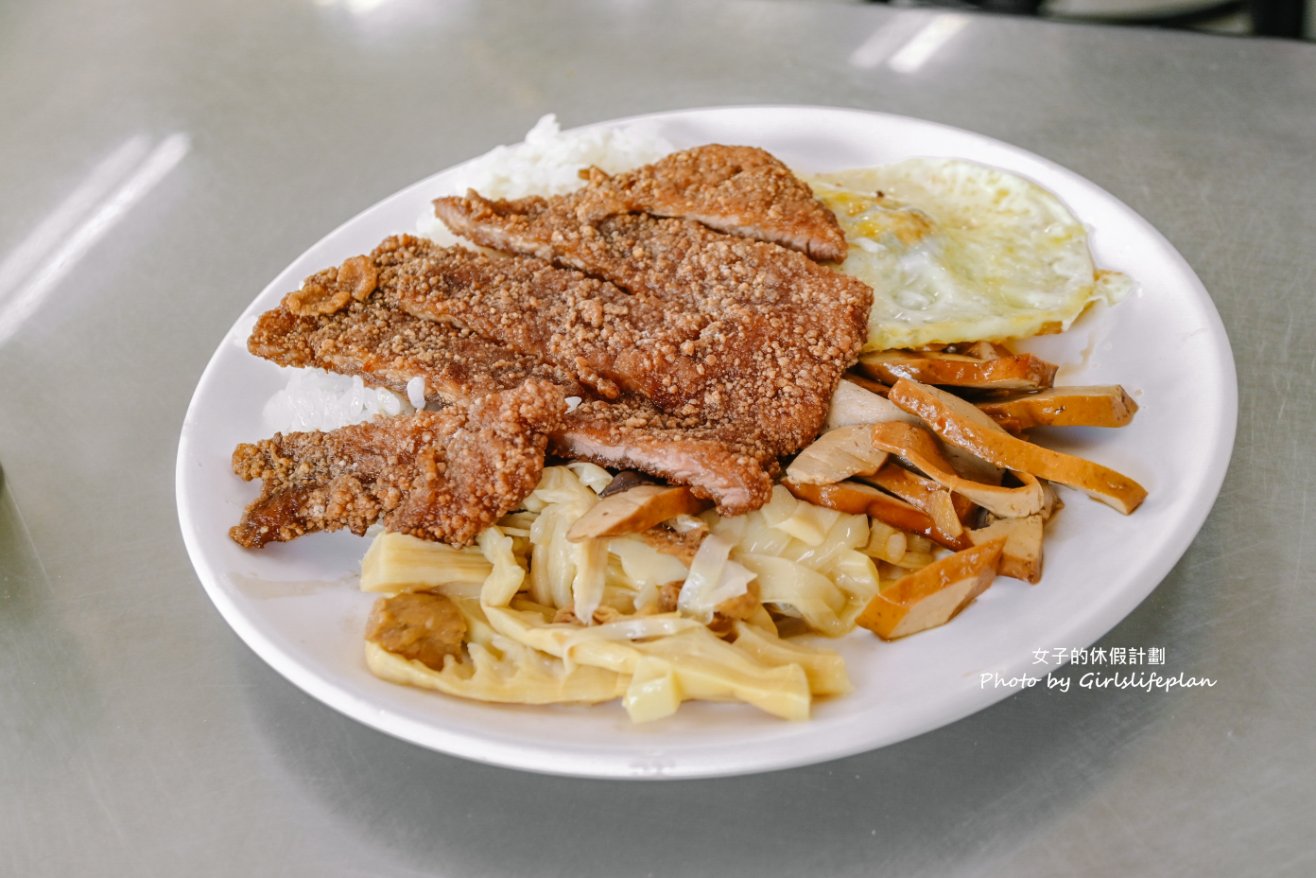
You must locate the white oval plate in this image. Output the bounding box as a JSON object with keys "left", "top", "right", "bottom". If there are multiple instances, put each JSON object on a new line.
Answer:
{"left": 176, "top": 106, "right": 1236, "bottom": 779}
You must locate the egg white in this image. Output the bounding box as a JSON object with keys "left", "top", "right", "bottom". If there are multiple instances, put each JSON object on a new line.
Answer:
{"left": 809, "top": 158, "right": 1131, "bottom": 351}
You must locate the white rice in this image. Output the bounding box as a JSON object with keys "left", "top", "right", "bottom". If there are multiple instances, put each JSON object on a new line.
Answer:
{"left": 266, "top": 115, "right": 673, "bottom": 431}
{"left": 415, "top": 113, "right": 674, "bottom": 242}
{"left": 262, "top": 370, "right": 413, "bottom": 434}
{"left": 405, "top": 375, "right": 427, "bottom": 411}
{"left": 450, "top": 113, "right": 673, "bottom": 199}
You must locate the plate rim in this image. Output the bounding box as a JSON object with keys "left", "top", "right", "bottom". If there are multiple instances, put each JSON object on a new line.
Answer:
{"left": 176, "top": 104, "right": 1238, "bottom": 780}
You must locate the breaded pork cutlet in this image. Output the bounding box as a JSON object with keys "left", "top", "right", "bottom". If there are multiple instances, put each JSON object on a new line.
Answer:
{"left": 432, "top": 192, "right": 872, "bottom": 458}
{"left": 234, "top": 144, "right": 870, "bottom": 534}
{"left": 380, "top": 237, "right": 699, "bottom": 402}
{"left": 390, "top": 225, "right": 860, "bottom": 455}
{"left": 248, "top": 236, "right": 585, "bottom": 401}
{"left": 243, "top": 238, "right": 770, "bottom": 512}
{"left": 229, "top": 381, "right": 565, "bottom": 548}
{"left": 554, "top": 398, "right": 776, "bottom": 514}
{"left": 575, "top": 144, "right": 848, "bottom": 262}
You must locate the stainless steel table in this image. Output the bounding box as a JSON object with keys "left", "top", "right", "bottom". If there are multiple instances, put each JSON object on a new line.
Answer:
{"left": 2, "top": 1, "right": 1312, "bottom": 875}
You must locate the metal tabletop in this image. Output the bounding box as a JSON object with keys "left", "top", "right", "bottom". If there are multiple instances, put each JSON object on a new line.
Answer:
{"left": 2, "top": 1, "right": 1312, "bottom": 875}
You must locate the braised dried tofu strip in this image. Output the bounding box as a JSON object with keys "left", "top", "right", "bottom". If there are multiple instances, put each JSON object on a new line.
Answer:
{"left": 825, "top": 378, "right": 915, "bottom": 429}
{"left": 858, "top": 460, "right": 963, "bottom": 541}
{"left": 859, "top": 349, "right": 1058, "bottom": 391}
{"left": 969, "top": 515, "right": 1045, "bottom": 584}
{"left": 977, "top": 385, "right": 1138, "bottom": 432}
{"left": 784, "top": 479, "right": 969, "bottom": 551}
{"left": 856, "top": 538, "right": 1006, "bottom": 640}
{"left": 959, "top": 341, "right": 1014, "bottom": 360}
{"left": 637, "top": 526, "right": 706, "bottom": 566}
{"left": 887, "top": 379, "right": 1147, "bottom": 514}
{"left": 785, "top": 425, "right": 889, "bottom": 485}
{"left": 576, "top": 144, "right": 848, "bottom": 261}
{"left": 868, "top": 421, "right": 1047, "bottom": 519}
{"left": 566, "top": 484, "right": 708, "bottom": 541}
{"left": 230, "top": 381, "right": 565, "bottom": 548}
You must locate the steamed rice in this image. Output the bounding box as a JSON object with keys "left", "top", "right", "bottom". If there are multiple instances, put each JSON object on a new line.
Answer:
{"left": 445, "top": 113, "right": 673, "bottom": 199}
{"left": 415, "top": 114, "right": 674, "bottom": 243}
{"left": 269, "top": 115, "right": 674, "bottom": 431}
{"left": 262, "top": 370, "right": 413, "bottom": 434}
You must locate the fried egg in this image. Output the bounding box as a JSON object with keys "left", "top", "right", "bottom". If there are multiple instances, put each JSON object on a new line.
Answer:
{"left": 808, "top": 158, "right": 1132, "bottom": 351}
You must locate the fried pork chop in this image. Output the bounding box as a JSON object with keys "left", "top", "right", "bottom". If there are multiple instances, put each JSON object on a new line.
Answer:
{"left": 431, "top": 192, "right": 872, "bottom": 458}
{"left": 234, "top": 143, "right": 871, "bottom": 537}
{"left": 247, "top": 219, "right": 868, "bottom": 513}
{"left": 380, "top": 237, "right": 690, "bottom": 402}
{"left": 244, "top": 238, "right": 773, "bottom": 512}
{"left": 248, "top": 236, "right": 585, "bottom": 402}
{"left": 229, "top": 381, "right": 564, "bottom": 548}
{"left": 575, "top": 144, "right": 848, "bottom": 262}
{"left": 554, "top": 398, "right": 775, "bottom": 514}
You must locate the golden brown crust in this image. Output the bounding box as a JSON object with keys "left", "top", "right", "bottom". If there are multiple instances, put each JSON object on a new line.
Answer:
{"left": 284, "top": 254, "right": 379, "bottom": 315}
{"left": 229, "top": 381, "right": 565, "bottom": 548}
{"left": 247, "top": 236, "right": 792, "bottom": 515}
{"left": 239, "top": 144, "right": 872, "bottom": 533}
{"left": 433, "top": 190, "right": 871, "bottom": 462}
{"left": 249, "top": 236, "right": 584, "bottom": 402}
{"left": 553, "top": 397, "right": 777, "bottom": 515}
{"left": 389, "top": 240, "right": 671, "bottom": 401}
{"left": 576, "top": 144, "right": 849, "bottom": 262}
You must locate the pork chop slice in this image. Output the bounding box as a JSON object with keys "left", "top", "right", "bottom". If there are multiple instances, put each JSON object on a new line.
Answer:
{"left": 554, "top": 397, "right": 776, "bottom": 515}
{"left": 229, "top": 380, "right": 565, "bottom": 548}
{"left": 432, "top": 193, "right": 872, "bottom": 458}
{"left": 247, "top": 235, "right": 585, "bottom": 402}
{"left": 244, "top": 239, "right": 774, "bottom": 513}
{"left": 252, "top": 234, "right": 708, "bottom": 405}
{"left": 381, "top": 236, "right": 705, "bottom": 402}
{"left": 575, "top": 144, "right": 848, "bottom": 262}
{"left": 248, "top": 301, "right": 578, "bottom": 404}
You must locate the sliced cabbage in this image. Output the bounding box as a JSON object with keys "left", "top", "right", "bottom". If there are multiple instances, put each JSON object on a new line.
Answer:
{"left": 677, "top": 534, "right": 756, "bottom": 623}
